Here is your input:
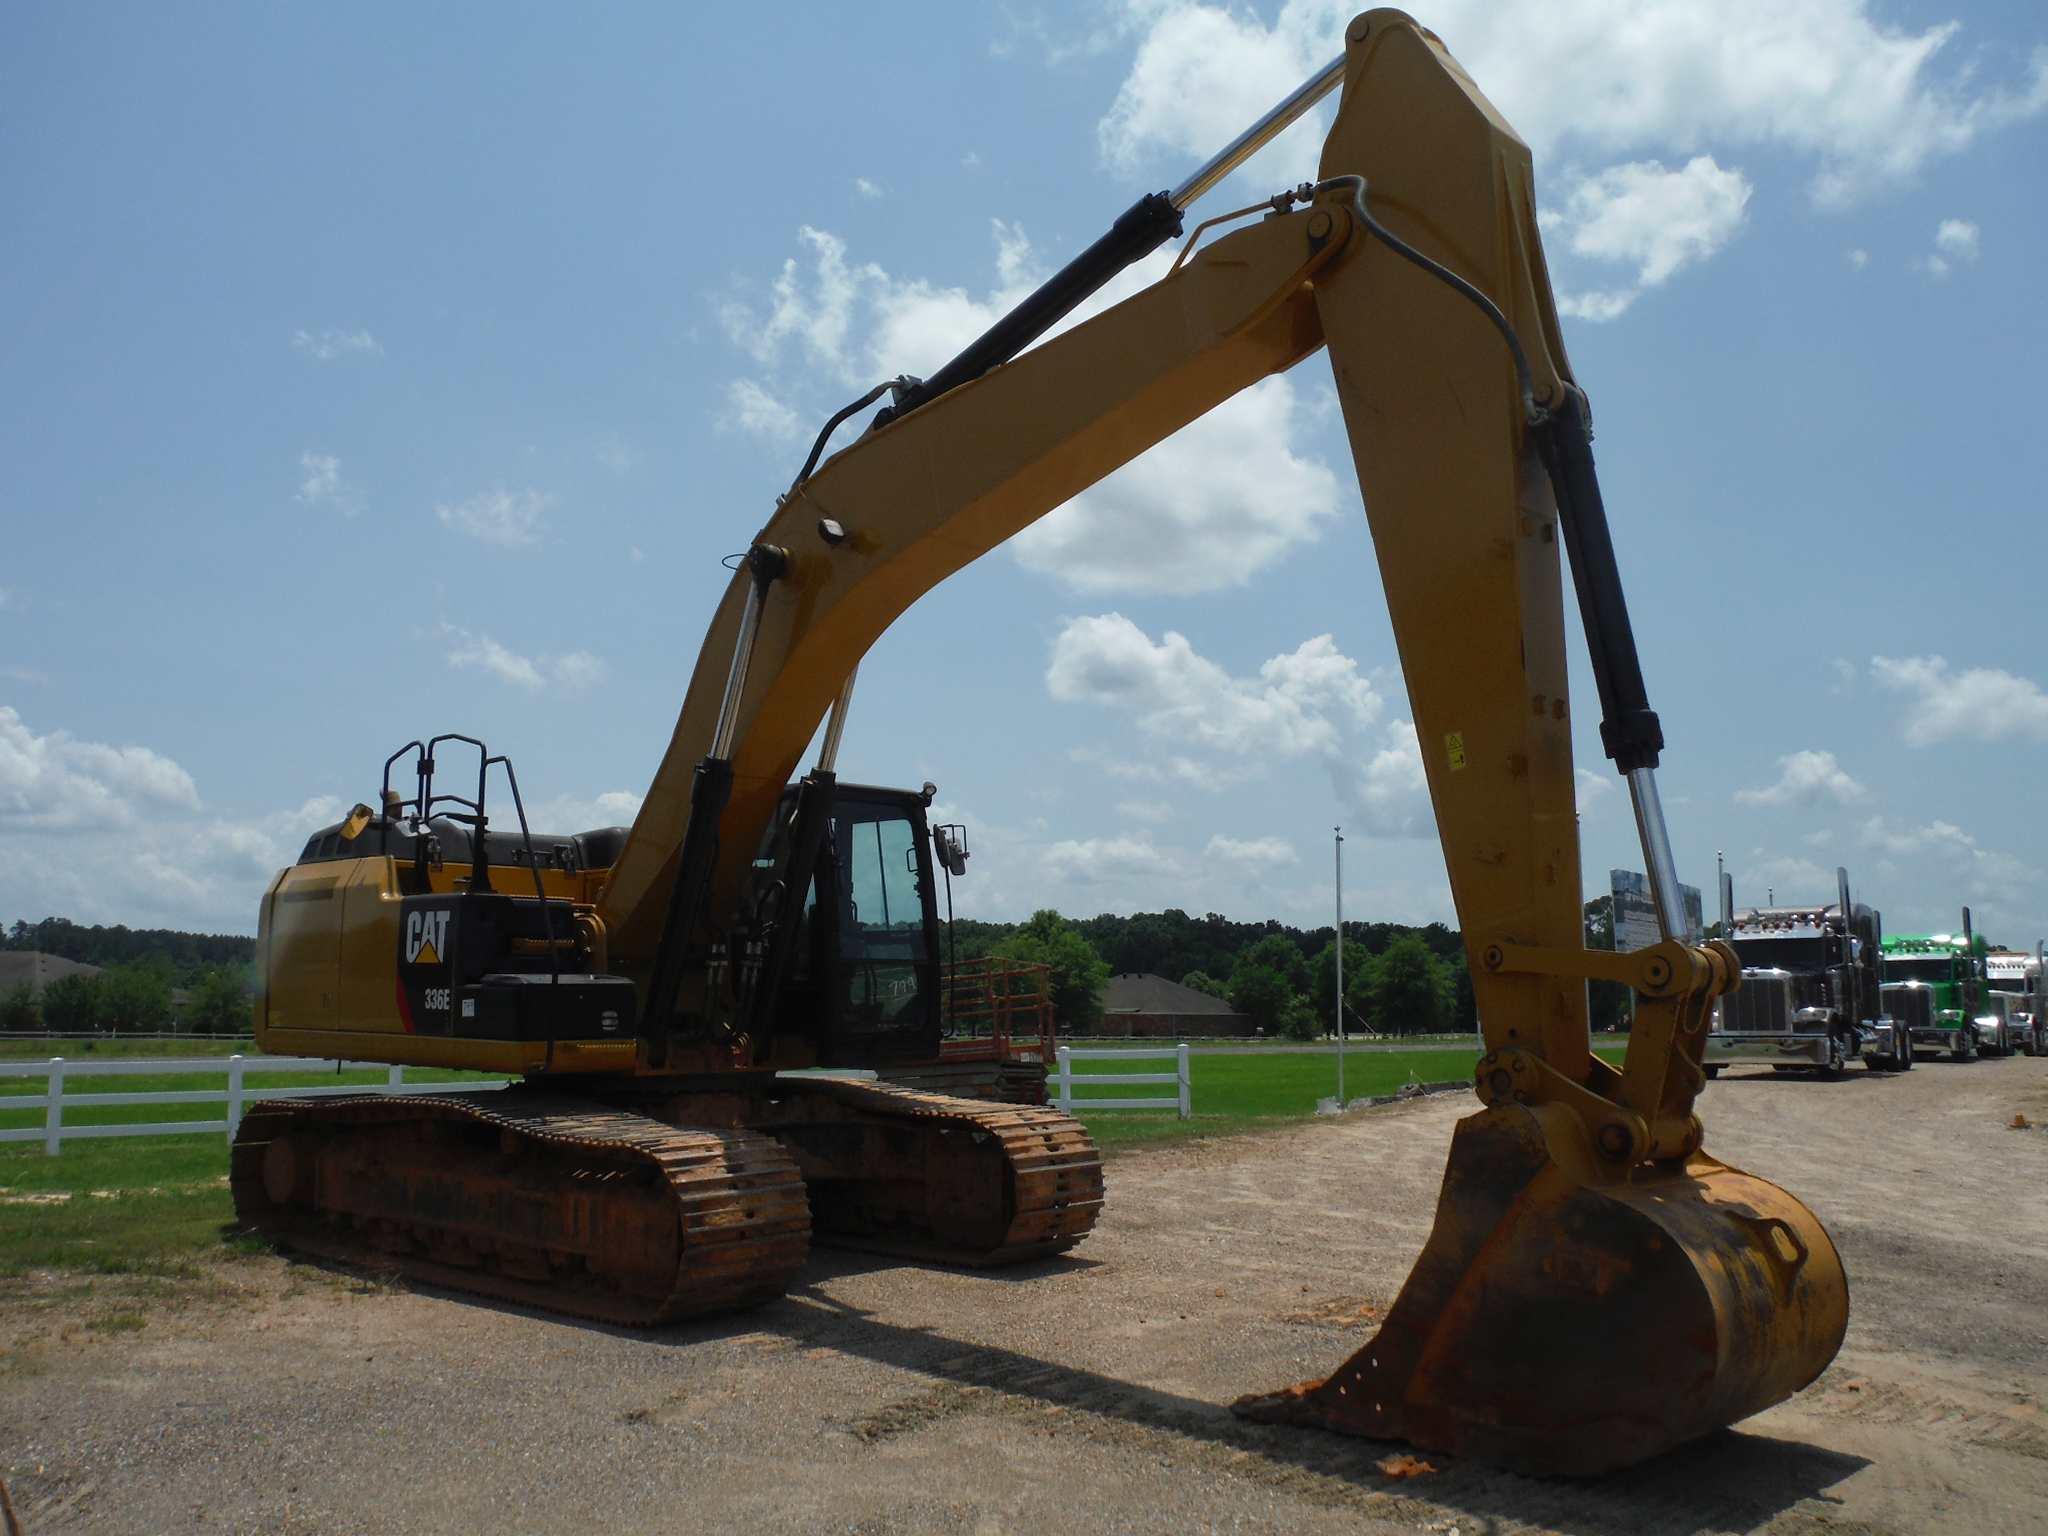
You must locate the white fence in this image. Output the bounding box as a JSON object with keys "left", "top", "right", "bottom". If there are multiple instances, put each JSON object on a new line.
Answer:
{"left": 1049, "top": 1043, "right": 1190, "bottom": 1118}
{"left": 0, "top": 1055, "right": 509, "bottom": 1156}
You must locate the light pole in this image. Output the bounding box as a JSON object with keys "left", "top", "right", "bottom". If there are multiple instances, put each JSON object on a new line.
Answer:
{"left": 1334, "top": 826, "right": 1345, "bottom": 1108}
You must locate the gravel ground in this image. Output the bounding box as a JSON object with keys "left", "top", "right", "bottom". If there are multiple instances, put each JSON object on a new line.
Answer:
{"left": 3, "top": 1055, "right": 2044, "bottom": 1535}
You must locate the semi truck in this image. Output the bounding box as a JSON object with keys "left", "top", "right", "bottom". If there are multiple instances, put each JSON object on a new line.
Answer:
{"left": 1705, "top": 867, "right": 1905, "bottom": 1077}
{"left": 1880, "top": 912, "right": 1990, "bottom": 1061}
{"left": 1986, "top": 945, "right": 2044, "bottom": 1057}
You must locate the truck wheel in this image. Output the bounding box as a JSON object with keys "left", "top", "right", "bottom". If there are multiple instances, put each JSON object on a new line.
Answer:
{"left": 1951, "top": 1037, "right": 1974, "bottom": 1063}
{"left": 1900, "top": 1035, "right": 1914, "bottom": 1071}
{"left": 1824, "top": 1035, "right": 1846, "bottom": 1078}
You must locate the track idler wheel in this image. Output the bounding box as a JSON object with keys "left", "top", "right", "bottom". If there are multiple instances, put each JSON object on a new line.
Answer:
{"left": 1233, "top": 1101, "right": 1847, "bottom": 1475}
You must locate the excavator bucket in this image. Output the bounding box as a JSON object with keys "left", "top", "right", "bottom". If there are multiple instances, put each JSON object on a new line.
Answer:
{"left": 1235, "top": 1102, "right": 1847, "bottom": 1475}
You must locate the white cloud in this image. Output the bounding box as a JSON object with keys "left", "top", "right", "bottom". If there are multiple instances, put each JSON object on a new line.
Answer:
{"left": 720, "top": 378, "right": 804, "bottom": 443}
{"left": 1740, "top": 851, "right": 1834, "bottom": 897}
{"left": 2, "top": 664, "right": 48, "bottom": 686}
{"left": 1934, "top": 218, "right": 1981, "bottom": 261}
{"left": 853, "top": 176, "right": 884, "bottom": 199}
{"left": 1040, "top": 833, "right": 1184, "bottom": 885}
{"left": 1847, "top": 247, "right": 1870, "bottom": 269}
{"left": 1206, "top": 833, "right": 1299, "bottom": 871}
{"left": 1733, "top": 748, "right": 1868, "bottom": 806}
{"left": 1557, "top": 288, "right": 1640, "bottom": 322}
{"left": 439, "top": 625, "right": 606, "bottom": 693}
{"left": 628, "top": 545, "right": 646, "bottom": 564}
{"left": 0, "top": 706, "right": 200, "bottom": 831}
{"left": 1337, "top": 719, "right": 1431, "bottom": 837}
{"left": 1116, "top": 798, "right": 1174, "bottom": 824}
{"left": 718, "top": 226, "right": 884, "bottom": 381}
{"left": 1547, "top": 156, "right": 1752, "bottom": 317}
{"left": 528, "top": 788, "right": 643, "bottom": 831}
{"left": 1871, "top": 654, "right": 2048, "bottom": 744}
{"left": 717, "top": 220, "right": 1341, "bottom": 594}
{"left": 1048, "top": 615, "right": 1379, "bottom": 757}
{"left": 1094, "top": 2, "right": 2048, "bottom": 209}
{"left": 295, "top": 451, "right": 364, "bottom": 517}
{"left": 1011, "top": 375, "right": 1341, "bottom": 594}
{"left": 1052, "top": 617, "right": 1436, "bottom": 839}
{"left": 1860, "top": 814, "right": 1973, "bottom": 857}
{"left": 1068, "top": 744, "right": 1253, "bottom": 791}
{"left": 1921, "top": 216, "right": 1982, "bottom": 277}
{"left": 1859, "top": 814, "right": 2028, "bottom": 891}
{"left": 1575, "top": 767, "right": 1614, "bottom": 814}
{"left": 290, "top": 327, "right": 381, "bottom": 361}
{"left": 444, "top": 627, "right": 542, "bottom": 689}
{"left": 548, "top": 651, "right": 608, "bottom": 691}
{"left": 596, "top": 436, "right": 638, "bottom": 475}
{"left": 436, "top": 488, "right": 549, "bottom": 549}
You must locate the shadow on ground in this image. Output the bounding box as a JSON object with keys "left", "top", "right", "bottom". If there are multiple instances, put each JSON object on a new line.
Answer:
{"left": 276, "top": 1242, "right": 1867, "bottom": 1534}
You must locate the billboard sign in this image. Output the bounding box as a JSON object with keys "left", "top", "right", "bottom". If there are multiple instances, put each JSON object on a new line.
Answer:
{"left": 1610, "top": 869, "right": 1704, "bottom": 952}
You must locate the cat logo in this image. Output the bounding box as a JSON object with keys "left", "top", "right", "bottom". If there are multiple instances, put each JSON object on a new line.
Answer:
{"left": 404, "top": 908, "right": 452, "bottom": 967}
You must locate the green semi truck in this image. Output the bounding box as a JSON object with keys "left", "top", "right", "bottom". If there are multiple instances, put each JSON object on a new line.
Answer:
{"left": 1880, "top": 911, "right": 1994, "bottom": 1061}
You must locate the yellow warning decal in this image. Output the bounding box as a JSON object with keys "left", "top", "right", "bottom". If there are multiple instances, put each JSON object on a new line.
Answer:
{"left": 1445, "top": 732, "right": 1468, "bottom": 772}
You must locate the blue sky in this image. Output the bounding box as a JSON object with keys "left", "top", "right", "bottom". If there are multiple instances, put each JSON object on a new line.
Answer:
{"left": 3, "top": 1, "right": 2045, "bottom": 951}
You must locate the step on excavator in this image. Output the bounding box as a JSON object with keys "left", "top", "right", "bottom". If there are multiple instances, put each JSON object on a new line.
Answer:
{"left": 235, "top": 8, "right": 1848, "bottom": 1476}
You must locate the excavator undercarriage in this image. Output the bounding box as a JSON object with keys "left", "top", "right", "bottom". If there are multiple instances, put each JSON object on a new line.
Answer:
{"left": 233, "top": 1077, "right": 1102, "bottom": 1325}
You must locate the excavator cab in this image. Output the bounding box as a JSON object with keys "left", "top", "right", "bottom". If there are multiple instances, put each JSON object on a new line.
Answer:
{"left": 747, "top": 780, "right": 944, "bottom": 1067}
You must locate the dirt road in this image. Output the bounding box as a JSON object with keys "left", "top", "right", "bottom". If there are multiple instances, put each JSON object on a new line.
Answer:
{"left": 5, "top": 1057, "right": 2044, "bottom": 1534}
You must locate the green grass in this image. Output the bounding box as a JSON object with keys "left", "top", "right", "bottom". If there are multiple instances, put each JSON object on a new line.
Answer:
{"left": 1065, "top": 1043, "right": 1628, "bottom": 1150}
{"left": 0, "top": 1185, "right": 237, "bottom": 1275}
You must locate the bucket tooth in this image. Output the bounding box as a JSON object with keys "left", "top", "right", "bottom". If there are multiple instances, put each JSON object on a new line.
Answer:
{"left": 1234, "top": 1102, "right": 1847, "bottom": 1475}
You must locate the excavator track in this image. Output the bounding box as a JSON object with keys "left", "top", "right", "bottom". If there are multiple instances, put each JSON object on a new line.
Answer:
{"left": 753, "top": 1077, "right": 1103, "bottom": 1265}
{"left": 230, "top": 1089, "right": 810, "bottom": 1326}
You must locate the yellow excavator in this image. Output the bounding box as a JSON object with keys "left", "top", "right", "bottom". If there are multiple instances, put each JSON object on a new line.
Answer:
{"left": 235, "top": 10, "right": 1848, "bottom": 1476}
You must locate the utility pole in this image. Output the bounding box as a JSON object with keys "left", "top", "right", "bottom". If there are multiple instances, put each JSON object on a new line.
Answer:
{"left": 1334, "top": 826, "right": 1345, "bottom": 1109}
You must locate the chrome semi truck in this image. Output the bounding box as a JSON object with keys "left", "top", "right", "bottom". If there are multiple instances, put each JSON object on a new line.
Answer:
{"left": 1986, "top": 945, "right": 2044, "bottom": 1057}
{"left": 1705, "top": 867, "right": 1905, "bottom": 1077}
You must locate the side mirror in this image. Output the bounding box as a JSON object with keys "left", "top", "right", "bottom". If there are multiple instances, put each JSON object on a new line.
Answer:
{"left": 934, "top": 823, "right": 970, "bottom": 879}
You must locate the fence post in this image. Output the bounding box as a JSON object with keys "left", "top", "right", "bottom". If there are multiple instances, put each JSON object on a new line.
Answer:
{"left": 388, "top": 1063, "right": 404, "bottom": 1091}
{"left": 1177, "top": 1043, "right": 1191, "bottom": 1119}
{"left": 45, "top": 1057, "right": 64, "bottom": 1157}
{"left": 227, "top": 1054, "right": 245, "bottom": 1141}
{"left": 1055, "top": 1045, "right": 1072, "bottom": 1112}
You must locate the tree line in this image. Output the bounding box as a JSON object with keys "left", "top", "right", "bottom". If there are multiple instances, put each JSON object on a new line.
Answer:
{"left": 5, "top": 917, "right": 255, "bottom": 976}
{"left": 946, "top": 907, "right": 1481, "bottom": 1038}
{"left": 3, "top": 915, "right": 257, "bottom": 1035}
{"left": 949, "top": 900, "right": 1629, "bottom": 1037}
